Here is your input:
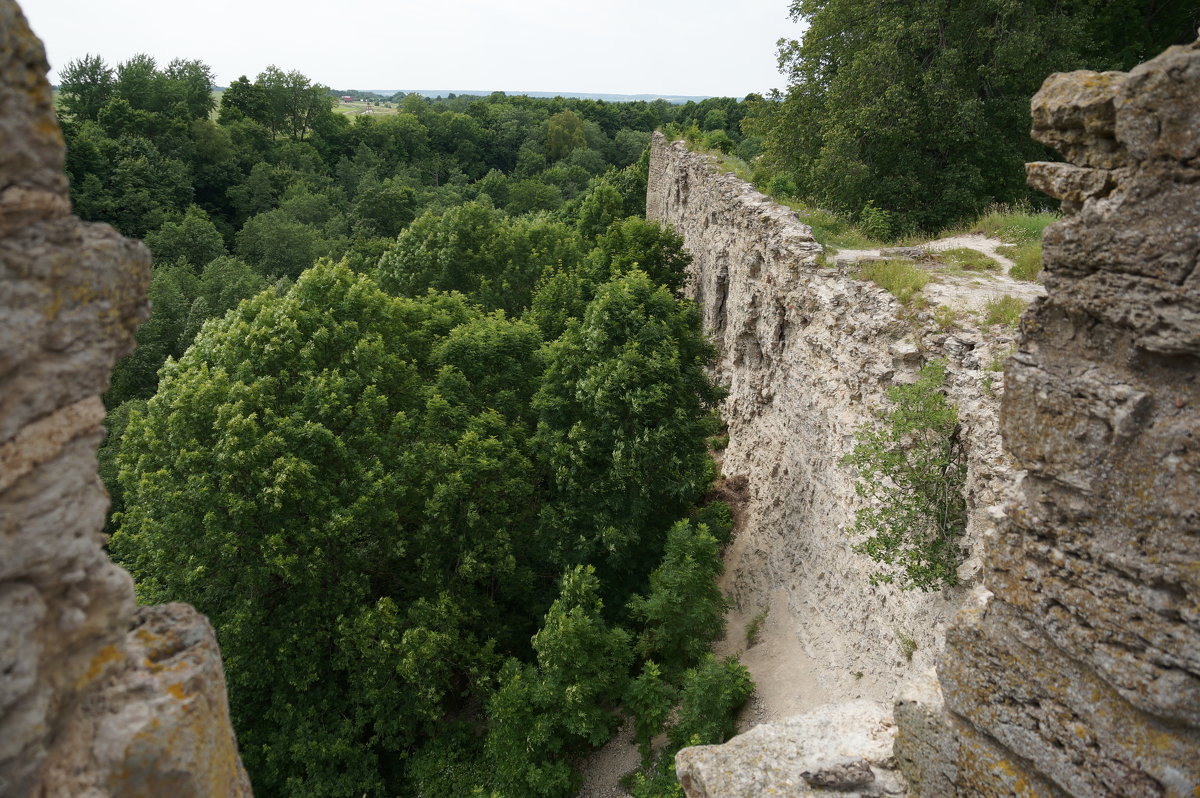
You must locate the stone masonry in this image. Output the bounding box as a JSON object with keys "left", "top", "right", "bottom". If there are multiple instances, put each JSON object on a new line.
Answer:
{"left": 896, "top": 38, "right": 1200, "bottom": 798}
{"left": 0, "top": 2, "right": 251, "bottom": 795}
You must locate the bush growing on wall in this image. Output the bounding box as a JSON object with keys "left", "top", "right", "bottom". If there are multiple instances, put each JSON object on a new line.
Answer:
{"left": 842, "top": 360, "right": 967, "bottom": 590}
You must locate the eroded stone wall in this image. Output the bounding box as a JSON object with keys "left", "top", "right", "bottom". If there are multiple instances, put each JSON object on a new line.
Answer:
{"left": 897, "top": 40, "right": 1200, "bottom": 798}
{"left": 0, "top": 2, "right": 251, "bottom": 795}
{"left": 647, "top": 134, "right": 1015, "bottom": 709}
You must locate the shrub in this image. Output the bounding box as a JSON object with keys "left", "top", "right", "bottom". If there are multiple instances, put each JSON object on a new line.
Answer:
{"left": 745, "top": 607, "right": 769, "bottom": 646}
{"left": 858, "top": 201, "right": 893, "bottom": 241}
{"left": 841, "top": 360, "right": 967, "bottom": 591}
{"left": 624, "top": 661, "right": 676, "bottom": 765}
{"left": 628, "top": 521, "right": 728, "bottom": 679}
{"left": 691, "top": 500, "right": 733, "bottom": 546}
{"left": 668, "top": 655, "right": 754, "bottom": 748}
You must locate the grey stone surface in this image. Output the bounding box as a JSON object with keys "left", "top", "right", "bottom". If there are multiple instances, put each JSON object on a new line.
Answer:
{"left": 0, "top": 2, "right": 250, "bottom": 794}
{"left": 901, "top": 37, "right": 1200, "bottom": 798}
{"left": 675, "top": 701, "right": 905, "bottom": 798}
{"left": 647, "top": 132, "right": 1018, "bottom": 706}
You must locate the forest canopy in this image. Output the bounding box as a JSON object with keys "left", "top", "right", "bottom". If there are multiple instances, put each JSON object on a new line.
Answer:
{"left": 746, "top": 0, "right": 1198, "bottom": 232}
{"left": 65, "top": 50, "right": 753, "bottom": 798}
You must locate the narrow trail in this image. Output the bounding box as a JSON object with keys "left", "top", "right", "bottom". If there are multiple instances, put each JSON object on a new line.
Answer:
{"left": 833, "top": 232, "right": 1045, "bottom": 312}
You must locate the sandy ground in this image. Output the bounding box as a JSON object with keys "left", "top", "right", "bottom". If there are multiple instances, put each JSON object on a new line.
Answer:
{"left": 833, "top": 233, "right": 1045, "bottom": 313}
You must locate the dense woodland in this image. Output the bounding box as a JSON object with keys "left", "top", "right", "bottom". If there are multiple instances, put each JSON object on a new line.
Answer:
{"left": 749, "top": 0, "right": 1197, "bottom": 233}
{"left": 61, "top": 55, "right": 751, "bottom": 798}
{"left": 61, "top": 4, "right": 1195, "bottom": 796}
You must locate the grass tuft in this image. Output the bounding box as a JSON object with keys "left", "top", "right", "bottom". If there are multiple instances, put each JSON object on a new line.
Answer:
{"left": 1005, "top": 240, "right": 1044, "bottom": 281}
{"left": 937, "top": 247, "right": 1000, "bottom": 272}
{"left": 857, "top": 259, "right": 929, "bottom": 306}
{"left": 954, "top": 202, "right": 1059, "bottom": 243}
{"left": 982, "top": 295, "right": 1028, "bottom": 328}
{"left": 746, "top": 607, "right": 769, "bottom": 647}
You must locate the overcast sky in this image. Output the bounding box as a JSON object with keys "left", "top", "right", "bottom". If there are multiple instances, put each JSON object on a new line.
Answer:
{"left": 20, "top": 0, "right": 803, "bottom": 98}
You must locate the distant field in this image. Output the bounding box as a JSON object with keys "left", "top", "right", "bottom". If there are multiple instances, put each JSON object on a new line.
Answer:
{"left": 333, "top": 98, "right": 400, "bottom": 116}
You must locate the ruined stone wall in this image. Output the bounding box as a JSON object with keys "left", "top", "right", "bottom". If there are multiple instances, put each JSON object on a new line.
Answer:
{"left": 896, "top": 40, "right": 1200, "bottom": 798}
{"left": 0, "top": 2, "right": 251, "bottom": 794}
{"left": 647, "top": 134, "right": 1015, "bottom": 705}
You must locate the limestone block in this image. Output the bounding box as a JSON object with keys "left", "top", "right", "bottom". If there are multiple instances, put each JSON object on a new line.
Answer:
{"left": 38, "top": 604, "right": 252, "bottom": 797}
{"left": 1116, "top": 41, "right": 1200, "bottom": 163}
{"left": 675, "top": 701, "right": 905, "bottom": 798}
{"left": 1030, "top": 70, "right": 1129, "bottom": 169}
{"left": 0, "top": 1, "right": 251, "bottom": 794}
{"left": 940, "top": 599, "right": 1200, "bottom": 797}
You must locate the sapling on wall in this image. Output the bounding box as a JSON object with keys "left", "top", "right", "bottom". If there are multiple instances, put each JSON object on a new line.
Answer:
{"left": 842, "top": 360, "right": 967, "bottom": 591}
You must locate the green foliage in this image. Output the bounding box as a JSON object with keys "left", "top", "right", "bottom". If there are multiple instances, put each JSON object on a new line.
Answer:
{"left": 857, "top": 201, "right": 893, "bottom": 241}
{"left": 486, "top": 566, "right": 632, "bottom": 798}
{"left": 534, "top": 271, "right": 723, "bottom": 595}
{"left": 982, "top": 294, "right": 1028, "bottom": 328}
{"left": 856, "top": 259, "right": 929, "bottom": 306}
{"left": 574, "top": 180, "right": 626, "bottom": 240}
{"left": 745, "top": 607, "right": 769, "bottom": 647}
{"left": 58, "top": 54, "right": 114, "bottom": 122}
{"left": 689, "top": 500, "right": 733, "bottom": 547}
{"left": 628, "top": 521, "right": 727, "bottom": 679}
{"left": 547, "top": 110, "right": 587, "bottom": 160}
{"left": 143, "top": 205, "right": 227, "bottom": 269}
{"left": 753, "top": 0, "right": 1196, "bottom": 231}
{"left": 624, "top": 661, "right": 676, "bottom": 765}
{"left": 896, "top": 629, "right": 918, "bottom": 661}
{"left": 111, "top": 261, "right": 535, "bottom": 797}
{"left": 376, "top": 201, "right": 583, "bottom": 315}
{"left": 937, "top": 247, "right": 999, "bottom": 272}
{"left": 668, "top": 655, "right": 754, "bottom": 748}
{"left": 841, "top": 361, "right": 967, "bottom": 591}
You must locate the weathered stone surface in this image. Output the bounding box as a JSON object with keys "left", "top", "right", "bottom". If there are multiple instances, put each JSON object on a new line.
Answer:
{"left": 901, "top": 38, "right": 1200, "bottom": 798}
{"left": 0, "top": 2, "right": 250, "bottom": 795}
{"left": 675, "top": 701, "right": 905, "bottom": 798}
{"left": 38, "top": 604, "right": 252, "bottom": 797}
{"left": 648, "top": 133, "right": 1017, "bottom": 705}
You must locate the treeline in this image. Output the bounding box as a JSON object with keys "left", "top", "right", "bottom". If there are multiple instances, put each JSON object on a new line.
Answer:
{"left": 746, "top": 0, "right": 1198, "bottom": 234}
{"left": 56, "top": 55, "right": 750, "bottom": 409}
{"left": 60, "top": 54, "right": 756, "bottom": 797}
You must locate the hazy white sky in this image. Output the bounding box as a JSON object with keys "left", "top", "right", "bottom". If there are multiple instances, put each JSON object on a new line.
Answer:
{"left": 19, "top": 0, "right": 802, "bottom": 97}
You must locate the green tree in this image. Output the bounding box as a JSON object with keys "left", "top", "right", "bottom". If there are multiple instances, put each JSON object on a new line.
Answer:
{"left": 841, "top": 360, "right": 967, "bottom": 591}
{"left": 486, "top": 566, "right": 632, "bottom": 798}
{"left": 546, "top": 110, "right": 587, "bottom": 160}
{"left": 58, "top": 54, "right": 114, "bottom": 121}
{"left": 628, "top": 521, "right": 728, "bottom": 679}
{"left": 592, "top": 217, "right": 691, "bottom": 294}
{"left": 111, "top": 261, "right": 497, "bottom": 797}
{"left": 533, "top": 271, "right": 721, "bottom": 596}
{"left": 235, "top": 208, "right": 327, "bottom": 279}
{"left": 624, "top": 661, "right": 675, "bottom": 765}
{"left": 668, "top": 655, "right": 754, "bottom": 748}
{"left": 143, "top": 205, "right": 227, "bottom": 269}
{"left": 574, "top": 180, "right": 625, "bottom": 240}
{"left": 756, "top": 0, "right": 1198, "bottom": 232}
{"left": 163, "top": 58, "right": 216, "bottom": 119}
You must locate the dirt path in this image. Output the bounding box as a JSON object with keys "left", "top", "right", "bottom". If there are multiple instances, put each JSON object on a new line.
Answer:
{"left": 833, "top": 232, "right": 1044, "bottom": 313}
